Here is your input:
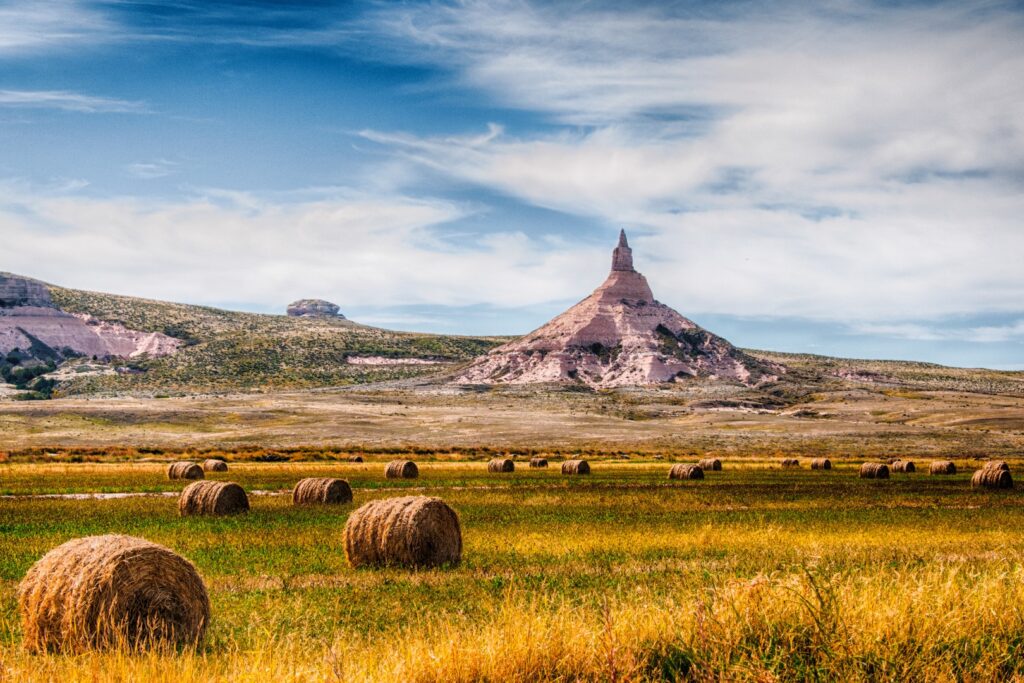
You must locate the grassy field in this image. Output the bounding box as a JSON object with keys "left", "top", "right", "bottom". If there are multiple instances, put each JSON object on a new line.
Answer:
{"left": 3, "top": 458, "right": 1024, "bottom": 681}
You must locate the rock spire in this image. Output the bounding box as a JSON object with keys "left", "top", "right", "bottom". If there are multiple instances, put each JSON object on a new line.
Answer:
{"left": 454, "top": 232, "right": 780, "bottom": 387}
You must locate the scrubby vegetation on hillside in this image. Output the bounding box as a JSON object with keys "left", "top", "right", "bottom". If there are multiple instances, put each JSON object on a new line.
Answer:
{"left": 47, "top": 286, "right": 504, "bottom": 395}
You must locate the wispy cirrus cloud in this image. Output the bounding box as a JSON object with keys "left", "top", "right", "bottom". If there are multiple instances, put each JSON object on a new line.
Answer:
{"left": 126, "top": 159, "right": 179, "bottom": 179}
{"left": 0, "top": 90, "right": 147, "bottom": 113}
{"left": 357, "top": 0, "right": 1024, "bottom": 323}
{"left": 0, "top": 0, "right": 114, "bottom": 55}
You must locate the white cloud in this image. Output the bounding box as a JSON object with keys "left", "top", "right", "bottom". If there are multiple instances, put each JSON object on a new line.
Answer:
{"left": 126, "top": 159, "right": 179, "bottom": 179}
{"left": 358, "top": 0, "right": 1024, "bottom": 322}
{"left": 0, "top": 90, "right": 146, "bottom": 113}
{"left": 852, "top": 320, "right": 1024, "bottom": 343}
{"left": 0, "top": 184, "right": 606, "bottom": 312}
{"left": 0, "top": 0, "right": 114, "bottom": 55}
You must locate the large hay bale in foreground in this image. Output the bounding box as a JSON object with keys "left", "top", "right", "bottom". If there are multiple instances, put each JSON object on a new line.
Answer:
{"left": 487, "top": 458, "right": 514, "bottom": 473}
{"left": 344, "top": 496, "right": 461, "bottom": 568}
{"left": 167, "top": 462, "right": 203, "bottom": 480}
{"left": 292, "top": 478, "right": 353, "bottom": 505}
{"left": 972, "top": 468, "right": 1013, "bottom": 489}
{"left": 983, "top": 461, "right": 1010, "bottom": 472}
{"left": 860, "top": 462, "right": 890, "bottom": 479}
{"left": 178, "top": 481, "right": 249, "bottom": 516}
{"left": 810, "top": 458, "right": 832, "bottom": 470}
{"left": 561, "top": 459, "right": 590, "bottom": 475}
{"left": 668, "top": 464, "right": 704, "bottom": 480}
{"left": 385, "top": 460, "right": 418, "bottom": 479}
{"left": 201, "top": 459, "right": 227, "bottom": 473}
{"left": 529, "top": 457, "right": 548, "bottom": 468}
{"left": 891, "top": 460, "right": 916, "bottom": 473}
{"left": 18, "top": 535, "right": 209, "bottom": 652}
{"left": 929, "top": 460, "right": 957, "bottom": 475}
{"left": 780, "top": 458, "right": 800, "bottom": 468}
{"left": 697, "top": 458, "right": 722, "bottom": 471}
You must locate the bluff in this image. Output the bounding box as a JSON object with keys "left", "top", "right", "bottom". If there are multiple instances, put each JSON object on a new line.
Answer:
{"left": 455, "top": 232, "right": 780, "bottom": 387}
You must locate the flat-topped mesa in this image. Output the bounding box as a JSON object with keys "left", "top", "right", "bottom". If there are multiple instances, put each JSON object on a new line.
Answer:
{"left": 454, "top": 230, "right": 781, "bottom": 388}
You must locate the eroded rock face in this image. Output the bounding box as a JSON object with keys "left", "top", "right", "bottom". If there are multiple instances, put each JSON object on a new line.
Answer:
{"left": 456, "top": 231, "right": 781, "bottom": 388}
{"left": 287, "top": 299, "right": 344, "bottom": 318}
{"left": 0, "top": 273, "right": 54, "bottom": 308}
{"left": 0, "top": 274, "right": 182, "bottom": 362}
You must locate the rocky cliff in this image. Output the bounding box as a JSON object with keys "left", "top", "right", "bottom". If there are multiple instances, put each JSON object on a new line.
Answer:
{"left": 455, "top": 231, "right": 781, "bottom": 388}
{"left": 287, "top": 299, "right": 345, "bottom": 318}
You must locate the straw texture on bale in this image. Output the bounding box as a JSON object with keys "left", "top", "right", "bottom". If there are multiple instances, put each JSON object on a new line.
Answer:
{"left": 929, "top": 460, "right": 957, "bottom": 475}
{"left": 697, "top": 458, "right": 722, "bottom": 471}
{"left": 891, "top": 460, "right": 916, "bottom": 473}
{"left": 561, "top": 459, "right": 590, "bottom": 475}
{"left": 178, "top": 481, "right": 249, "bottom": 516}
{"left": 201, "top": 459, "right": 227, "bottom": 472}
{"left": 347, "top": 455, "right": 364, "bottom": 463}
{"left": 972, "top": 468, "right": 1013, "bottom": 489}
{"left": 668, "top": 464, "right": 704, "bottom": 480}
{"left": 983, "top": 461, "right": 1010, "bottom": 472}
{"left": 385, "top": 460, "right": 418, "bottom": 479}
{"left": 487, "top": 458, "right": 514, "bottom": 473}
{"left": 344, "top": 496, "right": 462, "bottom": 568}
{"left": 810, "top": 458, "right": 832, "bottom": 470}
{"left": 780, "top": 458, "right": 800, "bottom": 468}
{"left": 167, "top": 462, "right": 203, "bottom": 481}
{"left": 860, "top": 462, "right": 890, "bottom": 479}
{"left": 529, "top": 457, "right": 548, "bottom": 468}
{"left": 292, "top": 478, "right": 353, "bottom": 506}
{"left": 18, "top": 534, "right": 210, "bottom": 653}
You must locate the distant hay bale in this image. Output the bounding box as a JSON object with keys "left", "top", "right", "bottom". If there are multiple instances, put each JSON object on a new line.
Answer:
{"left": 347, "top": 455, "right": 364, "bottom": 463}
{"left": 178, "top": 481, "right": 249, "bottom": 516}
{"left": 343, "top": 496, "right": 461, "bottom": 568}
{"left": 668, "top": 464, "right": 704, "bottom": 480}
{"left": 201, "top": 459, "right": 227, "bottom": 473}
{"left": 697, "top": 458, "right": 722, "bottom": 471}
{"left": 292, "top": 478, "right": 353, "bottom": 505}
{"left": 167, "top": 462, "right": 203, "bottom": 480}
{"left": 860, "top": 462, "right": 890, "bottom": 479}
{"left": 780, "top": 458, "right": 800, "bottom": 468}
{"left": 972, "top": 468, "right": 1013, "bottom": 489}
{"left": 810, "top": 458, "right": 832, "bottom": 470}
{"left": 983, "top": 461, "right": 1010, "bottom": 472}
{"left": 385, "top": 460, "right": 418, "bottom": 479}
{"left": 561, "top": 459, "right": 590, "bottom": 475}
{"left": 17, "top": 534, "right": 209, "bottom": 653}
{"left": 891, "top": 460, "right": 916, "bottom": 473}
{"left": 929, "top": 460, "right": 957, "bottom": 475}
{"left": 529, "top": 457, "right": 548, "bottom": 468}
{"left": 487, "top": 458, "right": 514, "bottom": 473}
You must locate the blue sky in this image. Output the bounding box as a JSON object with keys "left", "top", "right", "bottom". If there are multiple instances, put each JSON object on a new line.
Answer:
{"left": 1, "top": 0, "right": 1023, "bottom": 369}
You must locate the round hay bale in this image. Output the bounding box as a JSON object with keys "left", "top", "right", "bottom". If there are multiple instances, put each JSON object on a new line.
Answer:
{"left": 347, "top": 455, "right": 364, "bottom": 463}
{"left": 487, "top": 458, "right": 514, "bottom": 473}
{"left": 18, "top": 534, "right": 209, "bottom": 653}
{"left": 167, "top": 462, "right": 203, "bottom": 481}
{"left": 891, "top": 460, "right": 916, "bottom": 473}
{"left": 860, "top": 462, "right": 890, "bottom": 479}
{"left": 201, "top": 459, "right": 227, "bottom": 473}
{"left": 344, "top": 496, "right": 461, "bottom": 568}
{"left": 178, "top": 481, "right": 249, "bottom": 516}
{"left": 972, "top": 468, "right": 1013, "bottom": 489}
{"left": 697, "top": 458, "right": 722, "bottom": 471}
{"left": 292, "top": 478, "right": 353, "bottom": 505}
{"left": 929, "top": 460, "right": 957, "bottom": 475}
{"left": 810, "top": 458, "right": 832, "bottom": 470}
{"left": 668, "top": 464, "right": 704, "bottom": 480}
{"left": 529, "top": 457, "right": 548, "bottom": 468}
{"left": 780, "top": 458, "right": 800, "bottom": 468}
{"left": 385, "top": 460, "right": 418, "bottom": 479}
{"left": 561, "top": 459, "right": 590, "bottom": 475}
{"left": 983, "top": 461, "right": 1010, "bottom": 472}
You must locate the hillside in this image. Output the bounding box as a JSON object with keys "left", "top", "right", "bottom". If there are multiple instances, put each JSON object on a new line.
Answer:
{"left": 44, "top": 285, "right": 505, "bottom": 395}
